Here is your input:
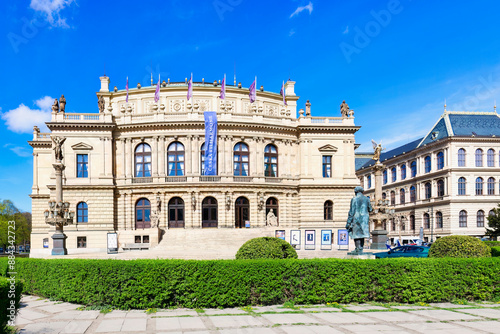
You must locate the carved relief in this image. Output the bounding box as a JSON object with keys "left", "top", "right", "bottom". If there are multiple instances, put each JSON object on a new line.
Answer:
{"left": 195, "top": 99, "right": 211, "bottom": 112}
{"left": 265, "top": 104, "right": 279, "bottom": 116}
{"left": 169, "top": 99, "right": 185, "bottom": 113}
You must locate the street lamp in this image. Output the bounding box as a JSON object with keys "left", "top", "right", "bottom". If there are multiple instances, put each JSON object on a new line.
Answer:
{"left": 427, "top": 207, "right": 434, "bottom": 243}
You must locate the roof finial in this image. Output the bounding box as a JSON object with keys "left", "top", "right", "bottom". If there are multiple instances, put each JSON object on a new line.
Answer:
{"left": 444, "top": 99, "right": 447, "bottom": 112}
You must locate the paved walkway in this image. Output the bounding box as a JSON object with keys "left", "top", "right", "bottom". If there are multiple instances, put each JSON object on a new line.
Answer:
{"left": 15, "top": 295, "right": 500, "bottom": 333}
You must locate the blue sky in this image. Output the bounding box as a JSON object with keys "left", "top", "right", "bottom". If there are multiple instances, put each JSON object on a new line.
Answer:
{"left": 1, "top": 0, "right": 500, "bottom": 212}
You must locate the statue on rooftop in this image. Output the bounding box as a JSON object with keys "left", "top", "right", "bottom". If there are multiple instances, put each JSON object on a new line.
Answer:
{"left": 52, "top": 136, "right": 66, "bottom": 162}
{"left": 59, "top": 95, "right": 66, "bottom": 113}
{"left": 340, "top": 100, "right": 350, "bottom": 117}
{"left": 52, "top": 99, "right": 59, "bottom": 113}
{"left": 371, "top": 139, "right": 384, "bottom": 163}
{"left": 346, "top": 186, "right": 373, "bottom": 253}
{"left": 98, "top": 95, "right": 105, "bottom": 113}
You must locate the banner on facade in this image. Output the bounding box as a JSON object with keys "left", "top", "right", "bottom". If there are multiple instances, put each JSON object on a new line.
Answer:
{"left": 204, "top": 111, "right": 218, "bottom": 175}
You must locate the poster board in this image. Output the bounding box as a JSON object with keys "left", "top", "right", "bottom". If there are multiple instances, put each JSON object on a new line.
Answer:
{"left": 321, "top": 229, "right": 332, "bottom": 250}
{"left": 305, "top": 230, "right": 315, "bottom": 250}
{"left": 107, "top": 232, "right": 118, "bottom": 254}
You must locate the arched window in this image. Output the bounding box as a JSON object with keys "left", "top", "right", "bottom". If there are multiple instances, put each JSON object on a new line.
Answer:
{"left": 458, "top": 177, "right": 466, "bottom": 195}
{"left": 324, "top": 200, "right": 333, "bottom": 220}
{"left": 233, "top": 143, "right": 249, "bottom": 176}
{"left": 477, "top": 210, "right": 485, "bottom": 227}
{"left": 476, "top": 177, "right": 484, "bottom": 195}
{"left": 475, "top": 149, "right": 483, "bottom": 167}
{"left": 488, "top": 177, "right": 495, "bottom": 195}
{"left": 135, "top": 143, "right": 152, "bottom": 177}
{"left": 391, "top": 219, "right": 396, "bottom": 231}
{"left": 77, "top": 202, "right": 88, "bottom": 223}
{"left": 390, "top": 191, "right": 395, "bottom": 205}
{"left": 437, "top": 151, "right": 444, "bottom": 170}
{"left": 383, "top": 170, "right": 387, "bottom": 184}
{"left": 202, "top": 197, "right": 218, "bottom": 228}
{"left": 399, "top": 188, "right": 405, "bottom": 204}
{"left": 410, "top": 215, "right": 415, "bottom": 230}
{"left": 264, "top": 144, "right": 278, "bottom": 177}
{"left": 489, "top": 210, "right": 496, "bottom": 218}
{"left": 423, "top": 213, "right": 430, "bottom": 229}
{"left": 167, "top": 142, "right": 185, "bottom": 176}
{"left": 437, "top": 179, "right": 445, "bottom": 197}
{"left": 266, "top": 197, "right": 279, "bottom": 225}
{"left": 382, "top": 192, "right": 387, "bottom": 200}
{"left": 401, "top": 164, "right": 406, "bottom": 180}
{"left": 200, "top": 142, "right": 219, "bottom": 175}
{"left": 168, "top": 197, "right": 184, "bottom": 228}
{"left": 410, "top": 161, "right": 417, "bottom": 177}
{"left": 135, "top": 198, "right": 151, "bottom": 229}
{"left": 410, "top": 186, "right": 416, "bottom": 202}
{"left": 235, "top": 197, "right": 250, "bottom": 228}
{"left": 424, "top": 156, "right": 431, "bottom": 173}
{"left": 458, "top": 148, "right": 466, "bottom": 167}
{"left": 459, "top": 210, "right": 467, "bottom": 227}
{"left": 367, "top": 175, "right": 372, "bottom": 189}
{"left": 391, "top": 167, "right": 396, "bottom": 182}
{"left": 425, "top": 182, "right": 432, "bottom": 199}
{"left": 487, "top": 149, "right": 495, "bottom": 167}
{"left": 436, "top": 211, "right": 443, "bottom": 228}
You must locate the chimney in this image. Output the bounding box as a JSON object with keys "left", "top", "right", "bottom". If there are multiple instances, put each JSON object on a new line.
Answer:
{"left": 100, "top": 76, "right": 110, "bottom": 92}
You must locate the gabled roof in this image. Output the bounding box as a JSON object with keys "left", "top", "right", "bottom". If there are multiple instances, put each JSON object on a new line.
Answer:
{"left": 357, "top": 138, "right": 422, "bottom": 170}
{"left": 447, "top": 113, "right": 500, "bottom": 136}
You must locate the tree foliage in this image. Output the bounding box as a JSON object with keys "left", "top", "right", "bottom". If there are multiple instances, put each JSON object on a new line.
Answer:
{"left": 429, "top": 235, "right": 491, "bottom": 258}
{"left": 235, "top": 237, "right": 298, "bottom": 260}
{"left": 0, "top": 200, "right": 31, "bottom": 250}
{"left": 486, "top": 204, "right": 500, "bottom": 239}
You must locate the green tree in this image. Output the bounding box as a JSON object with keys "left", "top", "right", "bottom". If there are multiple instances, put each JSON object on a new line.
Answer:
{"left": 0, "top": 199, "right": 31, "bottom": 251}
{"left": 486, "top": 204, "right": 500, "bottom": 240}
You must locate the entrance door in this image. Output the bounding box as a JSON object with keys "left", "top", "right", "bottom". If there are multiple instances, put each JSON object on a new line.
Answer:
{"left": 135, "top": 198, "right": 151, "bottom": 229}
{"left": 235, "top": 197, "right": 249, "bottom": 228}
{"left": 168, "top": 197, "right": 185, "bottom": 228}
{"left": 202, "top": 197, "right": 218, "bottom": 228}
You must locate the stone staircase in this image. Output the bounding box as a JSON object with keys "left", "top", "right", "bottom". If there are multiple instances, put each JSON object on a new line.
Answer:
{"left": 152, "top": 227, "right": 276, "bottom": 259}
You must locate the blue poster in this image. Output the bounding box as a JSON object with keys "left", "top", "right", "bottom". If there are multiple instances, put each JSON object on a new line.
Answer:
{"left": 338, "top": 229, "right": 349, "bottom": 246}
{"left": 204, "top": 111, "right": 218, "bottom": 175}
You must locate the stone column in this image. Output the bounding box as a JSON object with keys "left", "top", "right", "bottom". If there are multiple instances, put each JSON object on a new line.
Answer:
{"left": 32, "top": 153, "right": 38, "bottom": 193}
{"left": 220, "top": 135, "right": 226, "bottom": 175}
{"left": 152, "top": 136, "right": 158, "bottom": 177}
{"left": 193, "top": 136, "right": 200, "bottom": 175}
{"left": 106, "top": 137, "right": 113, "bottom": 177}
{"left": 226, "top": 136, "right": 233, "bottom": 176}
{"left": 186, "top": 135, "right": 192, "bottom": 176}
{"left": 159, "top": 136, "right": 165, "bottom": 177}
{"left": 126, "top": 139, "right": 133, "bottom": 178}
{"left": 121, "top": 139, "right": 126, "bottom": 178}
{"left": 100, "top": 137, "right": 106, "bottom": 176}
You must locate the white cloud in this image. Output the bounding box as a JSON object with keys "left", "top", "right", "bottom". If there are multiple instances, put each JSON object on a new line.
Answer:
{"left": 29, "top": 0, "right": 75, "bottom": 28}
{"left": 1, "top": 96, "right": 54, "bottom": 134}
{"left": 343, "top": 26, "right": 349, "bottom": 34}
{"left": 290, "top": 1, "right": 313, "bottom": 18}
{"left": 3, "top": 144, "right": 32, "bottom": 158}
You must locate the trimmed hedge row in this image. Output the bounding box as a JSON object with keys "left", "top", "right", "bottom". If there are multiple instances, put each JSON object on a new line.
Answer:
{"left": 484, "top": 241, "right": 500, "bottom": 247}
{"left": 235, "top": 237, "right": 298, "bottom": 259}
{"left": 490, "top": 246, "right": 500, "bottom": 257}
{"left": 429, "top": 235, "right": 491, "bottom": 258}
{"left": 0, "top": 277, "right": 22, "bottom": 332}
{"left": 1, "top": 257, "right": 500, "bottom": 309}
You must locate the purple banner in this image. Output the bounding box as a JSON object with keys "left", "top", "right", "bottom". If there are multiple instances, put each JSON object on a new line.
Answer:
{"left": 204, "top": 111, "right": 218, "bottom": 175}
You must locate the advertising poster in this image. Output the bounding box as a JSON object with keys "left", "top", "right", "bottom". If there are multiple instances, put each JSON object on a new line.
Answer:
{"left": 275, "top": 230, "right": 285, "bottom": 240}
{"left": 107, "top": 232, "right": 118, "bottom": 254}
{"left": 338, "top": 229, "right": 349, "bottom": 246}
{"left": 305, "top": 230, "right": 315, "bottom": 249}
{"left": 290, "top": 230, "right": 301, "bottom": 245}
{"left": 321, "top": 230, "right": 332, "bottom": 245}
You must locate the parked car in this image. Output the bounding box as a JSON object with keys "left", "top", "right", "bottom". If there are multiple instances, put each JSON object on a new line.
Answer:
{"left": 375, "top": 245, "right": 430, "bottom": 259}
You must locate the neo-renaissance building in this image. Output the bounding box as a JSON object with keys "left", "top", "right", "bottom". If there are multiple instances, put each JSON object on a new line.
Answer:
{"left": 356, "top": 109, "right": 500, "bottom": 244}
{"left": 29, "top": 76, "right": 360, "bottom": 256}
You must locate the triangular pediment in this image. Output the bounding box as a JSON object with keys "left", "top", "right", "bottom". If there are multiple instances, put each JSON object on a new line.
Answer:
{"left": 71, "top": 142, "right": 93, "bottom": 150}
{"left": 318, "top": 144, "right": 338, "bottom": 152}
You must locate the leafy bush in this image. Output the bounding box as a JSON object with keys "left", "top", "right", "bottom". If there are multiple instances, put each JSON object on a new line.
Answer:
{"left": 484, "top": 241, "right": 500, "bottom": 247}
{"left": 490, "top": 246, "right": 500, "bottom": 257}
{"left": 429, "top": 235, "right": 491, "bottom": 258}
{"left": 235, "top": 237, "right": 298, "bottom": 260}
{"left": 1, "top": 257, "right": 500, "bottom": 309}
{"left": 0, "top": 277, "right": 22, "bottom": 332}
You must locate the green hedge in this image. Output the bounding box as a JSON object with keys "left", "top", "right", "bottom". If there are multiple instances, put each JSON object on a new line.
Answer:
{"left": 490, "top": 246, "right": 500, "bottom": 257}
{"left": 1, "top": 257, "right": 500, "bottom": 309}
{"left": 485, "top": 241, "right": 500, "bottom": 247}
{"left": 0, "top": 277, "right": 22, "bottom": 332}
{"left": 235, "top": 237, "right": 298, "bottom": 259}
{"left": 429, "top": 235, "right": 491, "bottom": 258}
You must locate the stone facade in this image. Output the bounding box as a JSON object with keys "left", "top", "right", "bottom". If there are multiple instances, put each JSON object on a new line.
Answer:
{"left": 356, "top": 110, "right": 500, "bottom": 244}
{"left": 29, "top": 76, "right": 360, "bottom": 256}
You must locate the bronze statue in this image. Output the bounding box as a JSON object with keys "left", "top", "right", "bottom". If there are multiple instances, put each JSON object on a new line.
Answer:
{"left": 52, "top": 99, "right": 59, "bottom": 113}
{"left": 346, "top": 186, "right": 373, "bottom": 253}
{"left": 59, "top": 95, "right": 66, "bottom": 113}
{"left": 52, "top": 137, "right": 66, "bottom": 162}
{"left": 98, "top": 96, "right": 105, "bottom": 113}
{"left": 371, "top": 139, "right": 384, "bottom": 162}
{"left": 340, "top": 100, "right": 349, "bottom": 117}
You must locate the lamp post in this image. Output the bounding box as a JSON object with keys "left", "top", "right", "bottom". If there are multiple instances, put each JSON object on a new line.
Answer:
{"left": 427, "top": 207, "right": 434, "bottom": 243}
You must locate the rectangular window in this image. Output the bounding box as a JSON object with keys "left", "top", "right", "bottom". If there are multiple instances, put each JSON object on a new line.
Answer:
{"left": 77, "top": 236, "right": 87, "bottom": 248}
{"left": 322, "top": 156, "right": 332, "bottom": 178}
{"left": 77, "top": 154, "right": 88, "bottom": 178}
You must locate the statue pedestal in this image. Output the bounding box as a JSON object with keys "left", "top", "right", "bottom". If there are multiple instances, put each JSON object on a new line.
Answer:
{"left": 51, "top": 231, "right": 68, "bottom": 256}
{"left": 371, "top": 229, "right": 388, "bottom": 250}
{"left": 345, "top": 252, "right": 375, "bottom": 259}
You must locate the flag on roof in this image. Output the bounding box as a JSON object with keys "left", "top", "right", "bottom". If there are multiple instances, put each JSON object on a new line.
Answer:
{"left": 280, "top": 80, "right": 287, "bottom": 106}
{"left": 126, "top": 77, "right": 129, "bottom": 102}
{"left": 220, "top": 74, "right": 226, "bottom": 100}
{"left": 154, "top": 75, "right": 160, "bottom": 103}
{"left": 187, "top": 73, "right": 193, "bottom": 101}
{"left": 249, "top": 77, "right": 256, "bottom": 103}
